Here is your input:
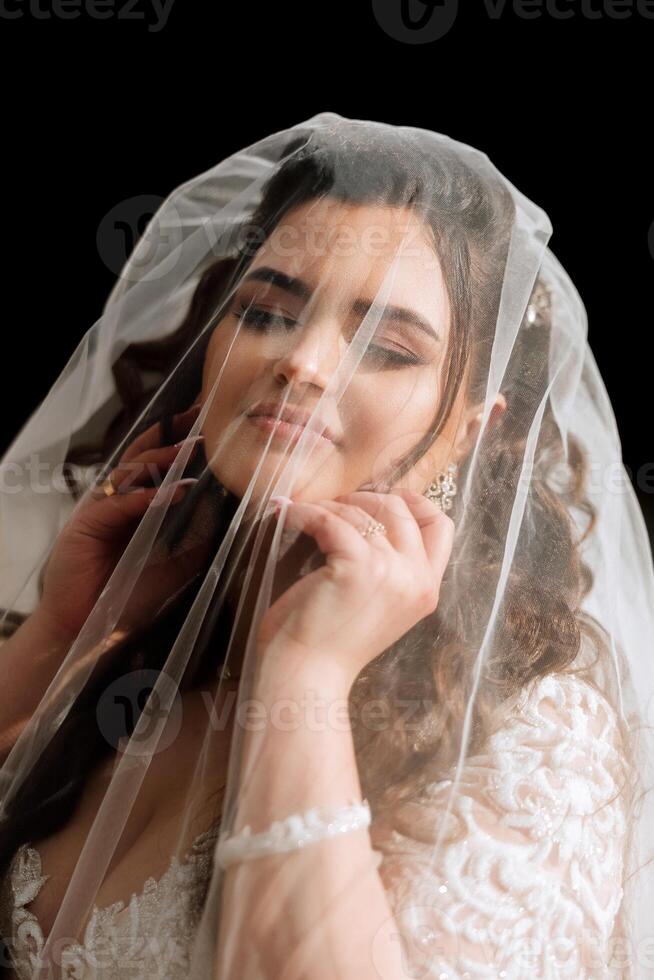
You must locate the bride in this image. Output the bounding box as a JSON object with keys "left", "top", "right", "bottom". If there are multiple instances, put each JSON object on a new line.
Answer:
{"left": 0, "top": 112, "right": 651, "bottom": 980}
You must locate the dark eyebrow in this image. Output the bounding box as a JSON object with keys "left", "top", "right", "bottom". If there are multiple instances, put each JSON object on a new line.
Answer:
{"left": 240, "top": 265, "right": 441, "bottom": 343}
{"left": 241, "top": 266, "right": 313, "bottom": 302}
{"left": 351, "top": 299, "right": 441, "bottom": 343}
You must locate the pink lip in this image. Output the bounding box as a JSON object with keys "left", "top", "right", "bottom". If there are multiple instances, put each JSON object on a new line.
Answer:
{"left": 246, "top": 402, "right": 341, "bottom": 445}
{"left": 247, "top": 414, "right": 338, "bottom": 446}
{"left": 246, "top": 414, "right": 333, "bottom": 445}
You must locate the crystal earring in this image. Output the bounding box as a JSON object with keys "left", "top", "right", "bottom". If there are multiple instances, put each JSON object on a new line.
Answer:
{"left": 423, "top": 462, "right": 458, "bottom": 512}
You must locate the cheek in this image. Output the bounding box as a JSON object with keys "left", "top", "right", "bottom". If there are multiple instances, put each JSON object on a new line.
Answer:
{"left": 348, "top": 374, "right": 438, "bottom": 451}
{"left": 342, "top": 374, "right": 440, "bottom": 484}
{"left": 201, "top": 327, "right": 235, "bottom": 392}
{"left": 201, "top": 330, "right": 259, "bottom": 406}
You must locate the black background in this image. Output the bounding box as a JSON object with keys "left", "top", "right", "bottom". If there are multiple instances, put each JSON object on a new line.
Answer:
{"left": 1, "top": 0, "right": 652, "bottom": 537}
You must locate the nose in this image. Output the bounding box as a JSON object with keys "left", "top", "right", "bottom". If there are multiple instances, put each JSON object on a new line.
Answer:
{"left": 272, "top": 318, "right": 344, "bottom": 392}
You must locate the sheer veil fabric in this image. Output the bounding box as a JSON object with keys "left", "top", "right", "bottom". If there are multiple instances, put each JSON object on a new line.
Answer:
{"left": 0, "top": 111, "right": 653, "bottom": 979}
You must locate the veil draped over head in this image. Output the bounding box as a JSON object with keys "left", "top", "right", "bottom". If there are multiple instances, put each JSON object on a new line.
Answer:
{"left": 0, "top": 111, "right": 653, "bottom": 980}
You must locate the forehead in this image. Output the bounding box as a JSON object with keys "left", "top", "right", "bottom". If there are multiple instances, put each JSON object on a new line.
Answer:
{"left": 248, "top": 198, "right": 450, "bottom": 330}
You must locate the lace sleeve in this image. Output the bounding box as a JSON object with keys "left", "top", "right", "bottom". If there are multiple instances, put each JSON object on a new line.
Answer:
{"left": 369, "top": 672, "right": 631, "bottom": 980}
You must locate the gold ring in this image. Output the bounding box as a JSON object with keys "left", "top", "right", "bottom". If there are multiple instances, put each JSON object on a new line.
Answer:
{"left": 99, "top": 476, "right": 117, "bottom": 497}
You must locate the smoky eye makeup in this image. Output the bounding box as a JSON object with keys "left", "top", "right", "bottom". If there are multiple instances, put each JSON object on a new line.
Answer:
{"left": 232, "top": 300, "right": 295, "bottom": 331}
{"left": 229, "top": 289, "right": 433, "bottom": 368}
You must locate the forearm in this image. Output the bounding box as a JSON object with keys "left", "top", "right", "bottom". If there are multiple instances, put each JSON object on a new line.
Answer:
{"left": 0, "top": 608, "right": 71, "bottom": 763}
{"left": 215, "top": 642, "right": 407, "bottom": 980}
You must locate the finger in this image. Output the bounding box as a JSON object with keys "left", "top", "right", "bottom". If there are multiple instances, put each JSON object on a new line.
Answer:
{"left": 389, "top": 488, "right": 455, "bottom": 581}
{"left": 274, "top": 501, "right": 370, "bottom": 564}
{"left": 304, "top": 499, "right": 394, "bottom": 546}
{"left": 333, "top": 490, "right": 424, "bottom": 555}
{"left": 78, "top": 479, "right": 198, "bottom": 537}
{"left": 119, "top": 403, "right": 203, "bottom": 465}
{"left": 103, "top": 438, "right": 203, "bottom": 493}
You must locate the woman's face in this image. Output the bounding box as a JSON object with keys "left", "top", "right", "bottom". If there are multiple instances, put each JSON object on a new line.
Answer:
{"left": 200, "top": 198, "right": 473, "bottom": 508}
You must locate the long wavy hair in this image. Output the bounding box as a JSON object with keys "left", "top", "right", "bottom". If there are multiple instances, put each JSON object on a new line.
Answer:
{"left": 0, "top": 127, "right": 635, "bottom": 971}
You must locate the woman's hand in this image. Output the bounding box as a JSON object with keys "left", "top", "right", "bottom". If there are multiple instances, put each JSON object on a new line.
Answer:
{"left": 37, "top": 402, "right": 211, "bottom": 644}
{"left": 256, "top": 489, "right": 454, "bottom": 689}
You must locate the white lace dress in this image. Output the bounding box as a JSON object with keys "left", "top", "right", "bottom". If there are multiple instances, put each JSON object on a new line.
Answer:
{"left": 0, "top": 821, "right": 222, "bottom": 979}
{"left": 0, "top": 671, "right": 630, "bottom": 980}
{"left": 370, "top": 671, "right": 631, "bottom": 979}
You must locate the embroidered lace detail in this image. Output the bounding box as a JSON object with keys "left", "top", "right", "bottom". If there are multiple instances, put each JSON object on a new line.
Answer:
{"left": 215, "top": 797, "right": 371, "bottom": 868}
{"left": 370, "top": 672, "right": 632, "bottom": 979}
{"left": 0, "top": 821, "right": 221, "bottom": 979}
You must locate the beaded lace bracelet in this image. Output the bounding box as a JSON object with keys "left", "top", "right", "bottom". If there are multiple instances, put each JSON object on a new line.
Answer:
{"left": 215, "top": 798, "right": 371, "bottom": 870}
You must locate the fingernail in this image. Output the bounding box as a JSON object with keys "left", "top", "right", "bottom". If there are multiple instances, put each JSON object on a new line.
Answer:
{"left": 360, "top": 482, "right": 390, "bottom": 492}
{"left": 263, "top": 494, "right": 294, "bottom": 520}
{"left": 151, "top": 477, "right": 199, "bottom": 506}
{"left": 174, "top": 434, "right": 204, "bottom": 448}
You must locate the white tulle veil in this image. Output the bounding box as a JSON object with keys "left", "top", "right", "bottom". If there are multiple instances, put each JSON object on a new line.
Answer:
{"left": 0, "top": 110, "right": 653, "bottom": 979}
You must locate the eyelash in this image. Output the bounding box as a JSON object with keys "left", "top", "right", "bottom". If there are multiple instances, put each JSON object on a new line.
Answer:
{"left": 232, "top": 303, "right": 425, "bottom": 367}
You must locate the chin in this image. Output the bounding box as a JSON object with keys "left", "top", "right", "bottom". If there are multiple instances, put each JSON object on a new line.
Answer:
{"left": 210, "top": 436, "right": 347, "bottom": 507}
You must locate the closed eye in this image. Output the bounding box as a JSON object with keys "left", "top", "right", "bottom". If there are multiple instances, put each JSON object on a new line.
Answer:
{"left": 233, "top": 302, "right": 295, "bottom": 331}
{"left": 232, "top": 302, "right": 426, "bottom": 368}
